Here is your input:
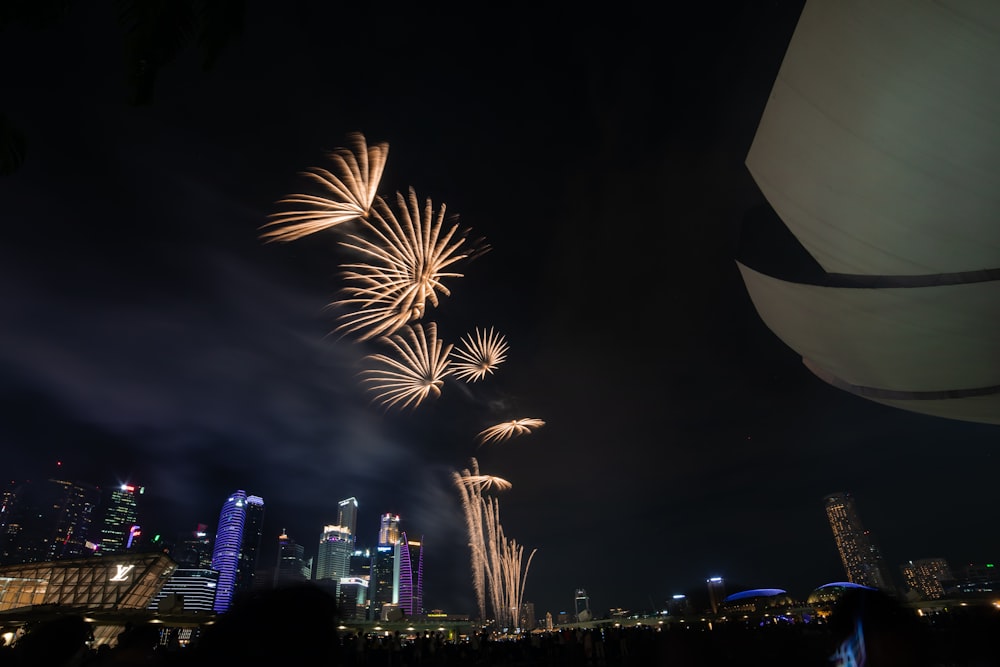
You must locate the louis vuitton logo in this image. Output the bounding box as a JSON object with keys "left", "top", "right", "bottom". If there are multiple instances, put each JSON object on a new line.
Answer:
{"left": 109, "top": 564, "right": 135, "bottom": 582}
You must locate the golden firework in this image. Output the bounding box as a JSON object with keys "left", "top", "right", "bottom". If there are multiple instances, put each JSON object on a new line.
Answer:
{"left": 333, "top": 187, "right": 488, "bottom": 341}
{"left": 477, "top": 418, "right": 545, "bottom": 445}
{"left": 360, "top": 322, "right": 453, "bottom": 409}
{"left": 261, "top": 132, "right": 388, "bottom": 242}
{"left": 451, "top": 327, "right": 509, "bottom": 383}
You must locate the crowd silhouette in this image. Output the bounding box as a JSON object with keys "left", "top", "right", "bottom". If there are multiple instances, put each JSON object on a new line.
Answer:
{"left": 1, "top": 584, "right": 998, "bottom": 666}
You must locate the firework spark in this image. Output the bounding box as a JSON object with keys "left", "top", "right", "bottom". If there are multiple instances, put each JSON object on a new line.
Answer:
{"left": 333, "top": 187, "right": 489, "bottom": 341}
{"left": 261, "top": 132, "right": 388, "bottom": 242}
{"left": 477, "top": 418, "right": 545, "bottom": 445}
{"left": 453, "top": 460, "right": 489, "bottom": 622}
{"left": 451, "top": 327, "right": 509, "bottom": 383}
{"left": 453, "top": 459, "right": 534, "bottom": 629}
{"left": 360, "top": 322, "right": 453, "bottom": 409}
{"left": 460, "top": 475, "right": 513, "bottom": 492}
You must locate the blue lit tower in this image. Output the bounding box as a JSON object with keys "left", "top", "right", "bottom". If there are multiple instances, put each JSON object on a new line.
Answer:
{"left": 395, "top": 532, "right": 423, "bottom": 617}
{"left": 99, "top": 483, "right": 143, "bottom": 555}
{"left": 211, "top": 490, "right": 248, "bottom": 613}
{"left": 236, "top": 494, "right": 265, "bottom": 594}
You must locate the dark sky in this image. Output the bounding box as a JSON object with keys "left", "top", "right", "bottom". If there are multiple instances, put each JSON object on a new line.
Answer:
{"left": 2, "top": 1, "right": 999, "bottom": 619}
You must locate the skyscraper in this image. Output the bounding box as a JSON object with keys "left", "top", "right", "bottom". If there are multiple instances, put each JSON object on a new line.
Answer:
{"left": 99, "top": 483, "right": 143, "bottom": 555}
{"left": 377, "top": 513, "right": 400, "bottom": 550}
{"left": 0, "top": 478, "right": 101, "bottom": 565}
{"left": 395, "top": 532, "right": 423, "bottom": 617}
{"left": 574, "top": 588, "right": 591, "bottom": 622}
{"left": 274, "top": 529, "right": 311, "bottom": 589}
{"left": 236, "top": 494, "right": 265, "bottom": 594}
{"left": 172, "top": 524, "right": 213, "bottom": 569}
{"left": 901, "top": 558, "right": 953, "bottom": 600}
{"left": 315, "top": 524, "right": 352, "bottom": 595}
{"left": 211, "top": 490, "right": 249, "bottom": 613}
{"left": 707, "top": 576, "right": 726, "bottom": 615}
{"left": 824, "top": 492, "right": 894, "bottom": 591}
{"left": 338, "top": 497, "right": 359, "bottom": 543}
{"left": 370, "top": 549, "right": 395, "bottom": 617}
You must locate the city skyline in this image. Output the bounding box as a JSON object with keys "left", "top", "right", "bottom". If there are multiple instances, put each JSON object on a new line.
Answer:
{"left": 2, "top": 469, "right": 993, "bottom": 618}
{"left": 2, "top": 0, "right": 999, "bottom": 619}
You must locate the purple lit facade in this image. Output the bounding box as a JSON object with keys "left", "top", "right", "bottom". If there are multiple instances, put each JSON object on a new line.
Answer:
{"left": 211, "top": 490, "right": 248, "bottom": 613}
{"left": 396, "top": 532, "right": 423, "bottom": 617}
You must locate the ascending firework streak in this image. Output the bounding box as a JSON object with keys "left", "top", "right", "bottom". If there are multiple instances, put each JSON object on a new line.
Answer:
{"left": 261, "top": 132, "right": 388, "bottom": 242}
{"left": 453, "top": 459, "right": 536, "bottom": 629}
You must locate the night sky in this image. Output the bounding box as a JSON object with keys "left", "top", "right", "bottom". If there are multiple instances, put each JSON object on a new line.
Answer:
{"left": 3, "top": 1, "right": 999, "bottom": 619}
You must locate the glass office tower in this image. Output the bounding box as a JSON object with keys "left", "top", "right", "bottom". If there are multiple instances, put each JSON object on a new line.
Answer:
{"left": 100, "top": 483, "right": 143, "bottom": 555}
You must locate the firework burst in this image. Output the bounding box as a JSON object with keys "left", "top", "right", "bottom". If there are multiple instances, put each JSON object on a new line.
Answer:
{"left": 477, "top": 418, "right": 545, "bottom": 445}
{"left": 261, "top": 132, "right": 388, "bottom": 242}
{"left": 360, "top": 322, "right": 453, "bottom": 410}
{"left": 451, "top": 327, "right": 509, "bottom": 382}
{"left": 332, "top": 187, "right": 489, "bottom": 341}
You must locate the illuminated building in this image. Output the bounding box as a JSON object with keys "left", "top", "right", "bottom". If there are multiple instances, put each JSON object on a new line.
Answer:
{"left": 737, "top": 0, "right": 1000, "bottom": 426}
{"left": 900, "top": 558, "right": 953, "bottom": 600}
{"left": 377, "top": 513, "right": 400, "bottom": 550}
{"left": 210, "top": 490, "right": 249, "bottom": 613}
{"left": 274, "top": 530, "right": 311, "bottom": 588}
{"left": 99, "top": 484, "right": 143, "bottom": 555}
{"left": 520, "top": 601, "right": 537, "bottom": 630}
{"left": 719, "top": 589, "right": 795, "bottom": 618}
{"left": 338, "top": 497, "right": 359, "bottom": 545}
{"left": 0, "top": 552, "right": 176, "bottom": 645}
{"left": 337, "top": 576, "right": 370, "bottom": 620}
{"left": 236, "top": 494, "right": 264, "bottom": 594}
{"left": 315, "top": 524, "right": 352, "bottom": 596}
{"left": 823, "top": 492, "right": 894, "bottom": 591}
{"left": 172, "top": 524, "right": 213, "bottom": 569}
{"left": 148, "top": 568, "right": 218, "bottom": 612}
{"left": 370, "top": 548, "right": 395, "bottom": 616}
{"left": 574, "top": 588, "right": 591, "bottom": 622}
{"left": 0, "top": 478, "right": 100, "bottom": 565}
{"left": 395, "top": 532, "right": 423, "bottom": 617}
{"left": 707, "top": 576, "right": 726, "bottom": 614}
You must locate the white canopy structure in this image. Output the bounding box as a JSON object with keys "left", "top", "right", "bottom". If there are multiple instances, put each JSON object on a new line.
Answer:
{"left": 739, "top": 0, "right": 1000, "bottom": 425}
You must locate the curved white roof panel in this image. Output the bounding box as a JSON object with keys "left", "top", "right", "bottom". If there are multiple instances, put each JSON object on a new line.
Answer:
{"left": 745, "top": 0, "right": 1000, "bottom": 275}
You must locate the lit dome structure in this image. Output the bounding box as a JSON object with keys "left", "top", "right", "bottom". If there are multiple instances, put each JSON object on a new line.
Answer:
{"left": 719, "top": 588, "right": 796, "bottom": 615}
{"left": 738, "top": 0, "right": 1000, "bottom": 425}
{"left": 805, "top": 582, "right": 876, "bottom": 606}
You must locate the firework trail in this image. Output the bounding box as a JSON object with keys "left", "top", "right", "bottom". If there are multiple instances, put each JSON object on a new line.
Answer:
{"left": 334, "top": 188, "right": 487, "bottom": 341}
{"left": 477, "top": 418, "right": 545, "bottom": 446}
{"left": 360, "top": 322, "right": 453, "bottom": 409}
{"left": 451, "top": 327, "right": 509, "bottom": 383}
{"left": 453, "top": 458, "right": 535, "bottom": 629}
{"left": 453, "top": 459, "right": 491, "bottom": 622}
{"left": 261, "top": 132, "right": 388, "bottom": 242}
